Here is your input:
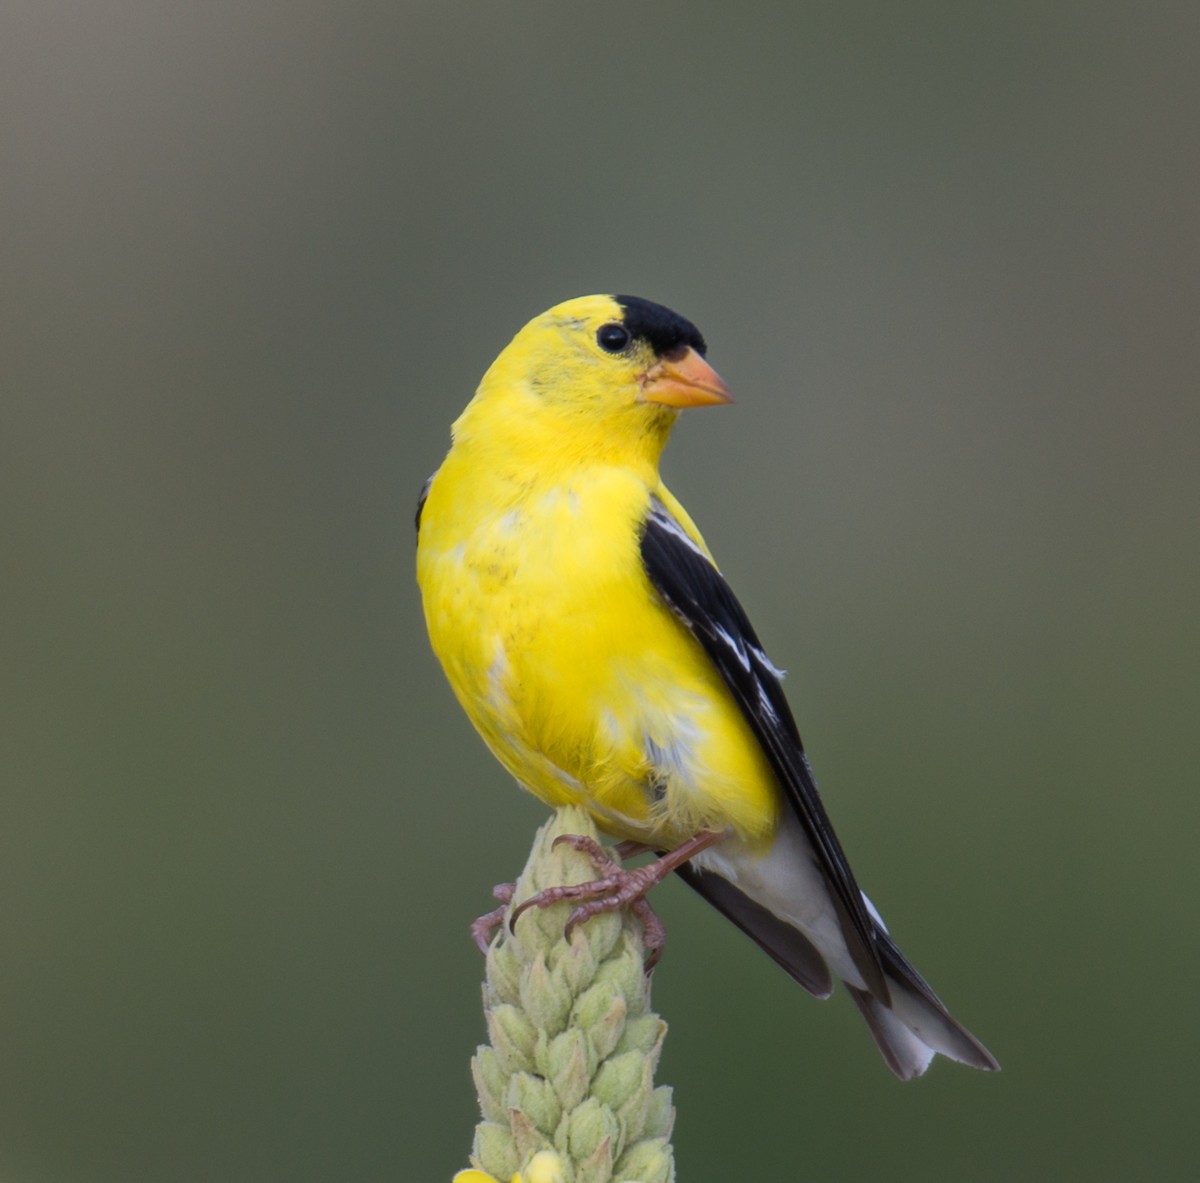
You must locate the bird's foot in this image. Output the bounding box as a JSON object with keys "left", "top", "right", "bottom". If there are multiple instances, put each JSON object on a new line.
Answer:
{"left": 470, "top": 882, "right": 516, "bottom": 954}
{"left": 509, "top": 830, "right": 723, "bottom": 970}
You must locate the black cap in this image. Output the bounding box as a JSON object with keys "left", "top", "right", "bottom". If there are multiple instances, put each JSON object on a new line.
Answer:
{"left": 614, "top": 295, "right": 707, "bottom": 357}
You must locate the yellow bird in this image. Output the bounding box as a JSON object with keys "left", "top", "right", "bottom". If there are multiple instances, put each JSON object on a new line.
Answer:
{"left": 416, "top": 295, "right": 998, "bottom": 1079}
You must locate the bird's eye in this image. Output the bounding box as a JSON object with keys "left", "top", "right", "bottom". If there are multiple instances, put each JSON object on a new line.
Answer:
{"left": 596, "top": 322, "right": 632, "bottom": 353}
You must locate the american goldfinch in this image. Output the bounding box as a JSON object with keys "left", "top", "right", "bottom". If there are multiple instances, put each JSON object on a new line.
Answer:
{"left": 416, "top": 295, "right": 998, "bottom": 1079}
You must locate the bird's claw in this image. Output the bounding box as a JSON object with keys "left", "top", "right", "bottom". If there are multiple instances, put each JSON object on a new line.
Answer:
{"left": 469, "top": 882, "right": 516, "bottom": 954}
{"left": 508, "top": 833, "right": 668, "bottom": 970}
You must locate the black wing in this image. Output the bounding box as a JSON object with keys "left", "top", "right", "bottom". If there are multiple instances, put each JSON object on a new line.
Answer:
{"left": 415, "top": 473, "right": 433, "bottom": 536}
{"left": 639, "top": 496, "right": 887, "bottom": 999}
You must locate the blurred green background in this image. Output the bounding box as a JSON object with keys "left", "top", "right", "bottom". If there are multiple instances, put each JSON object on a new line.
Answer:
{"left": 3, "top": 2, "right": 1198, "bottom": 1179}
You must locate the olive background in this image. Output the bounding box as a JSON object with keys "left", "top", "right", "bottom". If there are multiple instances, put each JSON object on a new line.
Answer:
{"left": 3, "top": 3, "right": 1198, "bottom": 1180}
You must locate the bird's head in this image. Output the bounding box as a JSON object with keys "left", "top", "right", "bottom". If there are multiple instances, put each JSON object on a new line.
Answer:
{"left": 457, "top": 295, "right": 732, "bottom": 471}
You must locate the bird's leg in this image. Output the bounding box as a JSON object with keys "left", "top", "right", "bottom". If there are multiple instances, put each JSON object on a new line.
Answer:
{"left": 509, "top": 830, "right": 724, "bottom": 970}
{"left": 470, "top": 882, "right": 516, "bottom": 954}
{"left": 471, "top": 843, "right": 648, "bottom": 956}
{"left": 613, "top": 839, "right": 654, "bottom": 860}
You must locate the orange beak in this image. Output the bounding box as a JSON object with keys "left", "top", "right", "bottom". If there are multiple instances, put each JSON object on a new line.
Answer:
{"left": 637, "top": 346, "right": 734, "bottom": 409}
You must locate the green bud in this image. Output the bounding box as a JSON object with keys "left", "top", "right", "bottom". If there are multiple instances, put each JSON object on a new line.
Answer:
{"left": 615, "top": 1013, "right": 665, "bottom": 1058}
{"left": 576, "top": 1139, "right": 616, "bottom": 1183}
{"left": 471, "top": 1046, "right": 507, "bottom": 1124}
{"left": 567, "top": 1096, "right": 621, "bottom": 1163}
{"left": 544, "top": 1029, "right": 591, "bottom": 1112}
{"left": 614, "top": 1135, "right": 674, "bottom": 1183}
{"left": 473, "top": 1120, "right": 518, "bottom": 1181}
{"left": 592, "top": 937, "right": 647, "bottom": 1015}
{"left": 615, "top": 1058, "right": 653, "bottom": 1143}
{"left": 509, "top": 1072, "right": 563, "bottom": 1137}
{"left": 510, "top": 1107, "right": 553, "bottom": 1166}
{"left": 571, "top": 980, "right": 622, "bottom": 1037}
{"left": 550, "top": 925, "right": 598, "bottom": 995}
{"left": 487, "top": 940, "right": 523, "bottom": 1005}
{"left": 488, "top": 1003, "right": 537, "bottom": 1074}
{"left": 590, "top": 1050, "right": 644, "bottom": 1112}
{"left": 582, "top": 991, "right": 628, "bottom": 1066}
{"left": 643, "top": 1085, "right": 675, "bottom": 1141}
{"left": 520, "top": 953, "right": 573, "bottom": 1035}
{"left": 580, "top": 907, "right": 622, "bottom": 963}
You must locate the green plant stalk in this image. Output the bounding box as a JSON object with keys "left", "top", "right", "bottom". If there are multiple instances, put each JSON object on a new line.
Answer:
{"left": 468, "top": 807, "right": 676, "bottom": 1183}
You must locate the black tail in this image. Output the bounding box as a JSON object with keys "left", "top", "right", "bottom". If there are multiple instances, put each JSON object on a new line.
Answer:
{"left": 675, "top": 863, "right": 999, "bottom": 1080}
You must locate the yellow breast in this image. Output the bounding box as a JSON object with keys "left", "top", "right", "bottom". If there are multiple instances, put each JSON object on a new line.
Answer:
{"left": 417, "top": 459, "right": 781, "bottom": 849}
